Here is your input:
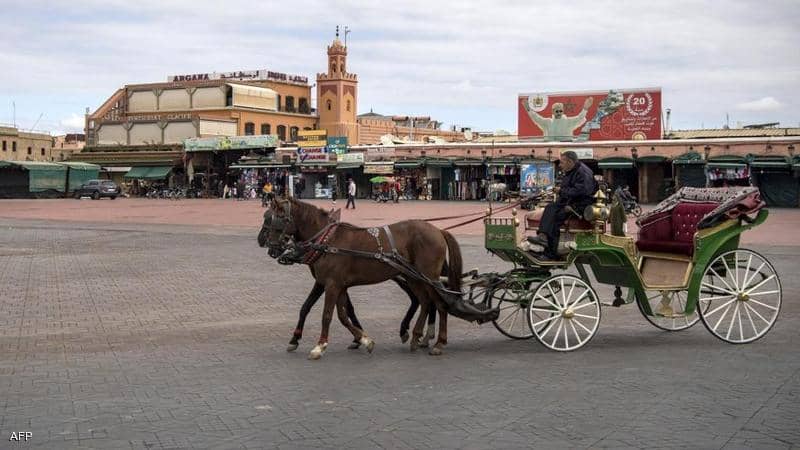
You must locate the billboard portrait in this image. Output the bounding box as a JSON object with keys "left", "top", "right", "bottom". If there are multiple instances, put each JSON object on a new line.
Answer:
{"left": 520, "top": 162, "right": 555, "bottom": 194}
{"left": 518, "top": 88, "right": 661, "bottom": 141}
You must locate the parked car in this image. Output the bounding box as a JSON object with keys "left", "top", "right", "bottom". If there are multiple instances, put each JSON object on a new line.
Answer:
{"left": 74, "top": 180, "right": 121, "bottom": 200}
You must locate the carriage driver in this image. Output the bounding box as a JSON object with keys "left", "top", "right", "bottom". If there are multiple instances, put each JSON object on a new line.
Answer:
{"left": 528, "top": 150, "right": 597, "bottom": 260}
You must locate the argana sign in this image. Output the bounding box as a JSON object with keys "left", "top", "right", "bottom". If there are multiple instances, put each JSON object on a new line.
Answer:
{"left": 168, "top": 69, "right": 309, "bottom": 85}
{"left": 518, "top": 88, "right": 662, "bottom": 141}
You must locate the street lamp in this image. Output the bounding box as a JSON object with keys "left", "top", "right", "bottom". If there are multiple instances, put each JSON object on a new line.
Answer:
{"left": 703, "top": 145, "right": 711, "bottom": 160}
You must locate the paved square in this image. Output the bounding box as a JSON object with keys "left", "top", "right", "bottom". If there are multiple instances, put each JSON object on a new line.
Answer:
{"left": 0, "top": 200, "right": 798, "bottom": 449}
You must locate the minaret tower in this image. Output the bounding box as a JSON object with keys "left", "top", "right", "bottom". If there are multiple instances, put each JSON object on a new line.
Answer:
{"left": 317, "top": 26, "right": 359, "bottom": 144}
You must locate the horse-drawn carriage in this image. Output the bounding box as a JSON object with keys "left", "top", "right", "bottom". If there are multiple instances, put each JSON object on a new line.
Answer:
{"left": 260, "top": 185, "right": 780, "bottom": 358}
{"left": 474, "top": 186, "right": 781, "bottom": 351}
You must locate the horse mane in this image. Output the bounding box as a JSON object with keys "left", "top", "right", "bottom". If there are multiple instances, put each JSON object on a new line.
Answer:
{"left": 288, "top": 197, "right": 329, "bottom": 224}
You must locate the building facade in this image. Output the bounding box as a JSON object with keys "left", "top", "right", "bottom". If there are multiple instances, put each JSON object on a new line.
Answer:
{"left": 0, "top": 125, "right": 54, "bottom": 162}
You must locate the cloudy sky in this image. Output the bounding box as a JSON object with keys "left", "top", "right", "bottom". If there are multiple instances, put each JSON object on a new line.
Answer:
{"left": 1, "top": 0, "right": 798, "bottom": 135}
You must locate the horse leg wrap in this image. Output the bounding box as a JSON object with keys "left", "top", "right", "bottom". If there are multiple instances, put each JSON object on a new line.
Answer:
{"left": 309, "top": 342, "right": 328, "bottom": 360}
{"left": 359, "top": 336, "right": 375, "bottom": 353}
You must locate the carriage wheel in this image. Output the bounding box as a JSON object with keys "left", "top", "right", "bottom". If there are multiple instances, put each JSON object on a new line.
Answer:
{"left": 528, "top": 274, "right": 601, "bottom": 352}
{"left": 636, "top": 290, "right": 700, "bottom": 331}
{"left": 698, "top": 249, "right": 781, "bottom": 344}
{"left": 490, "top": 283, "right": 535, "bottom": 340}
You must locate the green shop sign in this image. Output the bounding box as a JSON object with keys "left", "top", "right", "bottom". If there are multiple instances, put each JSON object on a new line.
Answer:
{"left": 327, "top": 136, "right": 348, "bottom": 154}
{"left": 184, "top": 135, "right": 279, "bottom": 152}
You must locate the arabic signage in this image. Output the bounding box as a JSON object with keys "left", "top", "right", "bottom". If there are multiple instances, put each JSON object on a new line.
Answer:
{"left": 297, "top": 129, "right": 328, "bottom": 148}
{"left": 168, "top": 69, "right": 309, "bottom": 85}
{"left": 520, "top": 162, "right": 555, "bottom": 194}
{"left": 518, "top": 88, "right": 662, "bottom": 141}
{"left": 337, "top": 152, "right": 364, "bottom": 163}
{"left": 184, "top": 135, "right": 279, "bottom": 152}
{"left": 327, "top": 136, "right": 348, "bottom": 154}
{"left": 128, "top": 112, "right": 193, "bottom": 122}
{"left": 364, "top": 162, "right": 395, "bottom": 174}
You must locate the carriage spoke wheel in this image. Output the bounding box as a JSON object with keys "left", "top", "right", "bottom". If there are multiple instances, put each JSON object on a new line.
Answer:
{"left": 490, "top": 282, "right": 535, "bottom": 340}
{"left": 528, "top": 275, "right": 600, "bottom": 352}
{"left": 637, "top": 290, "right": 699, "bottom": 331}
{"left": 698, "top": 249, "right": 781, "bottom": 344}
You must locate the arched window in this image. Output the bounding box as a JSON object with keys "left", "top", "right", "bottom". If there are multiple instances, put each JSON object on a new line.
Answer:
{"left": 326, "top": 100, "right": 332, "bottom": 111}
{"left": 290, "top": 126, "right": 299, "bottom": 141}
{"left": 299, "top": 98, "right": 309, "bottom": 114}
{"left": 277, "top": 125, "right": 286, "bottom": 141}
{"left": 346, "top": 100, "right": 351, "bottom": 112}
{"left": 244, "top": 122, "right": 255, "bottom": 136}
{"left": 286, "top": 96, "right": 295, "bottom": 112}
{"left": 331, "top": 62, "right": 337, "bottom": 73}
{"left": 260, "top": 124, "right": 271, "bottom": 135}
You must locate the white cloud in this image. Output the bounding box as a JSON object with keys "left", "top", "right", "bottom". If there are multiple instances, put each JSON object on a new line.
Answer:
{"left": 736, "top": 97, "right": 782, "bottom": 112}
{"left": 59, "top": 114, "right": 85, "bottom": 132}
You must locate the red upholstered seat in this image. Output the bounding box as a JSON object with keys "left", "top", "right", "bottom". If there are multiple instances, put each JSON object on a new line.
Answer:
{"left": 636, "top": 202, "right": 719, "bottom": 256}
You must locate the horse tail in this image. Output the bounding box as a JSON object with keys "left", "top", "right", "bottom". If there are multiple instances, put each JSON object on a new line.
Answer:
{"left": 441, "top": 230, "right": 462, "bottom": 292}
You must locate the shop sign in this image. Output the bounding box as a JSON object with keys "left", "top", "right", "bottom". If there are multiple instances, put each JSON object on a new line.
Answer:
{"left": 298, "top": 150, "right": 329, "bottom": 163}
{"left": 364, "top": 162, "right": 395, "bottom": 174}
{"left": 298, "top": 129, "right": 328, "bottom": 148}
{"left": 518, "top": 88, "right": 662, "bottom": 141}
{"left": 128, "top": 112, "right": 192, "bottom": 122}
{"left": 168, "top": 69, "right": 309, "bottom": 85}
{"left": 184, "top": 135, "right": 278, "bottom": 151}
{"left": 337, "top": 152, "right": 364, "bottom": 164}
{"left": 327, "top": 136, "right": 348, "bottom": 154}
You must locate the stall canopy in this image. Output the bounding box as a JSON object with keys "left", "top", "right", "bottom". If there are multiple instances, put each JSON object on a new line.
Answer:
{"left": 59, "top": 162, "right": 100, "bottom": 192}
{"left": 748, "top": 156, "right": 790, "bottom": 168}
{"left": 706, "top": 155, "right": 746, "bottom": 169}
{"left": 393, "top": 159, "right": 423, "bottom": 169}
{"left": 598, "top": 157, "right": 634, "bottom": 169}
{"left": 673, "top": 152, "right": 706, "bottom": 188}
{"left": 424, "top": 158, "right": 454, "bottom": 168}
{"left": 749, "top": 156, "right": 798, "bottom": 207}
{"left": 124, "top": 166, "right": 173, "bottom": 180}
{"left": 453, "top": 159, "right": 485, "bottom": 167}
{"left": 636, "top": 155, "right": 666, "bottom": 164}
{"left": 672, "top": 152, "right": 705, "bottom": 165}
{"left": 0, "top": 161, "right": 68, "bottom": 197}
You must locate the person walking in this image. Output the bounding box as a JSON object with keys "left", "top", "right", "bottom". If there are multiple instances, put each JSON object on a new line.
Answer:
{"left": 346, "top": 177, "right": 356, "bottom": 209}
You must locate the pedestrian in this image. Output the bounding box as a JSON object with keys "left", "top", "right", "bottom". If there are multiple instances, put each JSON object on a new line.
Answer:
{"left": 394, "top": 180, "right": 401, "bottom": 203}
{"left": 346, "top": 177, "right": 356, "bottom": 209}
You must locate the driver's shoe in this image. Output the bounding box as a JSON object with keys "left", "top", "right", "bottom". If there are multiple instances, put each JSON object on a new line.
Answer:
{"left": 526, "top": 234, "right": 548, "bottom": 247}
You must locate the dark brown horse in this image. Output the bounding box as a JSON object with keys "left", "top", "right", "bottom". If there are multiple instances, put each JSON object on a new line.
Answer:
{"left": 265, "top": 197, "right": 462, "bottom": 359}
{"left": 258, "top": 209, "right": 438, "bottom": 352}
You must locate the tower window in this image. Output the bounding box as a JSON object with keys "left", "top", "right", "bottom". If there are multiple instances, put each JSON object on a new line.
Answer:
{"left": 277, "top": 125, "right": 286, "bottom": 141}
{"left": 27, "top": 146, "right": 32, "bottom": 155}
{"left": 331, "top": 62, "right": 337, "bottom": 73}
{"left": 2, "top": 140, "right": 6, "bottom": 151}
{"left": 326, "top": 100, "right": 332, "bottom": 111}
{"left": 244, "top": 122, "right": 255, "bottom": 135}
{"left": 346, "top": 100, "right": 351, "bottom": 112}
{"left": 41, "top": 148, "right": 45, "bottom": 156}
{"left": 261, "top": 124, "right": 271, "bottom": 135}
{"left": 12, "top": 142, "right": 17, "bottom": 151}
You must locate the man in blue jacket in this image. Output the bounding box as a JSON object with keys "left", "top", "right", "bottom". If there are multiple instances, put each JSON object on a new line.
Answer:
{"left": 529, "top": 151, "right": 597, "bottom": 260}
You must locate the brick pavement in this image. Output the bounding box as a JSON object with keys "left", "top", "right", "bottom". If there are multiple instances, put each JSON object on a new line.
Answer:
{"left": 0, "top": 202, "right": 798, "bottom": 449}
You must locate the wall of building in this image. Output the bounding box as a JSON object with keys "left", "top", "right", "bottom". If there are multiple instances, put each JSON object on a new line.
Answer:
{"left": 357, "top": 117, "right": 466, "bottom": 145}
{"left": 0, "top": 126, "right": 55, "bottom": 162}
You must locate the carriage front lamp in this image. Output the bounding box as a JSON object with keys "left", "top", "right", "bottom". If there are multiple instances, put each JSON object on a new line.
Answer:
{"left": 585, "top": 190, "right": 610, "bottom": 234}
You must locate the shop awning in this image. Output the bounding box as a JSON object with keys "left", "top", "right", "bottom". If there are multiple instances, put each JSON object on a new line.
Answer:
{"left": 453, "top": 159, "right": 485, "bottom": 167}
{"left": 336, "top": 162, "right": 362, "bottom": 169}
{"left": 707, "top": 156, "right": 746, "bottom": 169}
{"left": 299, "top": 161, "right": 336, "bottom": 166}
{"left": 101, "top": 166, "right": 132, "bottom": 173}
{"left": 124, "top": 166, "right": 173, "bottom": 179}
{"left": 749, "top": 157, "right": 790, "bottom": 168}
{"left": 598, "top": 157, "right": 634, "bottom": 169}
{"left": 487, "top": 159, "right": 517, "bottom": 166}
{"left": 394, "top": 160, "right": 423, "bottom": 168}
{"left": 424, "top": 159, "right": 453, "bottom": 167}
{"left": 229, "top": 164, "right": 291, "bottom": 169}
{"left": 636, "top": 155, "right": 666, "bottom": 163}
{"left": 672, "top": 152, "right": 705, "bottom": 165}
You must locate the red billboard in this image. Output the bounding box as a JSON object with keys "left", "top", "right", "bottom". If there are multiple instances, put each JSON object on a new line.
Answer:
{"left": 518, "top": 88, "right": 662, "bottom": 141}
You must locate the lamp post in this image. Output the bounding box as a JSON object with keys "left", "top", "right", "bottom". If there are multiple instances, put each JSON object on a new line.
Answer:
{"left": 703, "top": 145, "right": 711, "bottom": 160}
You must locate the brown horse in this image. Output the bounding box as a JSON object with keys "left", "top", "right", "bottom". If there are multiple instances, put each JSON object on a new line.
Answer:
{"left": 265, "top": 196, "right": 463, "bottom": 359}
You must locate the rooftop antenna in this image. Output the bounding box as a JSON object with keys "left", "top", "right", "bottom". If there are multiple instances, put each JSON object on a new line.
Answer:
{"left": 30, "top": 113, "right": 43, "bottom": 132}
{"left": 12, "top": 101, "right": 16, "bottom": 128}
{"left": 344, "top": 26, "right": 351, "bottom": 47}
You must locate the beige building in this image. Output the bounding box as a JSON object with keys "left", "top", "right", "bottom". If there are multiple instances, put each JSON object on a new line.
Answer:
{"left": 52, "top": 133, "right": 85, "bottom": 161}
{"left": 0, "top": 125, "right": 55, "bottom": 162}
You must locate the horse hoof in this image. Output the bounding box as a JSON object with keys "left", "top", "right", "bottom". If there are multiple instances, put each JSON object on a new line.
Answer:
{"left": 419, "top": 341, "right": 429, "bottom": 348}
{"left": 360, "top": 336, "right": 375, "bottom": 353}
{"left": 400, "top": 332, "right": 409, "bottom": 344}
{"left": 308, "top": 343, "right": 327, "bottom": 360}
{"left": 429, "top": 347, "right": 443, "bottom": 356}
{"left": 347, "top": 341, "right": 361, "bottom": 350}
{"left": 410, "top": 340, "right": 419, "bottom": 352}
{"left": 287, "top": 343, "right": 299, "bottom": 352}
